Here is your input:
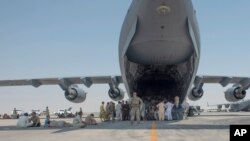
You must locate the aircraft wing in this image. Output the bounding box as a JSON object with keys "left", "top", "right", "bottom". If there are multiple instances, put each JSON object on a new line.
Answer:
{"left": 0, "top": 76, "right": 123, "bottom": 90}
{"left": 194, "top": 75, "right": 250, "bottom": 88}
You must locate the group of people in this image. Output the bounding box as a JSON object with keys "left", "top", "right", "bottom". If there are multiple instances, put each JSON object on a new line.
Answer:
{"left": 16, "top": 112, "right": 41, "bottom": 128}
{"left": 98, "top": 92, "right": 146, "bottom": 125}
{"left": 99, "top": 92, "right": 190, "bottom": 125}
{"left": 15, "top": 92, "right": 190, "bottom": 127}
{"left": 99, "top": 100, "right": 130, "bottom": 122}
{"left": 16, "top": 106, "right": 97, "bottom": 128}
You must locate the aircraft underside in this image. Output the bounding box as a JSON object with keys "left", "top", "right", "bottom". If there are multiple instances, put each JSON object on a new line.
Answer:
{"left": 124, "top": 54, "right": 196, "bottom": 103}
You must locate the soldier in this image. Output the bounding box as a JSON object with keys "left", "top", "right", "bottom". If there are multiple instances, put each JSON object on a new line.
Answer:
{"left": 79, "top": 107, "right": 83, "bottom": 118}
{"left": 99, "top": 101, "right": 106, "bottom": 122}
{"left": 122, "top": 101, "right": 130, "bottom": 120}
{"left": 129, "top": 92, "right": 143, "bottom": 125}
{"left": 64, "top": 109, "right": 68, "bottom": 118}
{"left": 105, "top": 102, "right": 110, "bottom": 121}
{"left": 109, "top": 101, "right": 116, "bottom": 122}
{"left": 45, "top": 106, "right": 50, "bottom": 117}
{"left": 12, "top": 108, "right": 18, "bottom": 119}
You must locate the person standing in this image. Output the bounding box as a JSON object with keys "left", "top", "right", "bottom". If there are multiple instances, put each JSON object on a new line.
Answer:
{"left": 64, "top": 109, "right": 68, "bottom": 118}
{"left": 12, "top": 108, "right": 18, "bottom": 119}
{"left": 115, "top": 101, "right": 122, "bottom": 121}
{"left": 44, "top": 115, "right": 50, "bottom": 127}
{"left": 105, "top": 102, "right": 110, "bottom": 121}
{"left": 109, "top": 101, "right": 115, "bottom": 122}
{"left": 99, "top": 101, "right": 106, "bottom": 122}
{"left": 165, "top": 100, "right": 173, "bottom": 120}
{"left": 79, "top": 107, "right": 83, "bottom": 118}
{"left": 156, "top": 100, "right": 165, "bottom": 121}
{"left": 140, "top": 101, "right": 146, "bottom": 121}
{"left": 182, "top": 99, "right": 190, "bottom": 119}
{"left": 122, "top": 101, "right": 130, "bottom": 120}
{"left": 129, "top": 92, "right": 143, "bottom": 125}
{"left": 173, "top": 96, "right": 183, "bottom": 120}
{"left": 45, "top": 106, "right": 50, "bottom": 117}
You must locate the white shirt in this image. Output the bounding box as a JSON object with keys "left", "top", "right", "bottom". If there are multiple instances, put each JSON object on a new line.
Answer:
{"left": 16, "top": 116, "right": 31, "bottom": 128}
{"left": 165, "top": 102, "right": 173, "bottom": 111}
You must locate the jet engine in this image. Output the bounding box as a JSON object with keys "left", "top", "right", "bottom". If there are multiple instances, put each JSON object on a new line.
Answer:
{"left": 108, "top": 87, "right": 125, "bottom": 101}
{"left": 64, "top": 85, "right": 87, "bottom": 103}
{"left": 225, "top": 86, "right": 246, "bottom": 102}
{"left": 188, "top": 87, "right": 204, "bottom": 101}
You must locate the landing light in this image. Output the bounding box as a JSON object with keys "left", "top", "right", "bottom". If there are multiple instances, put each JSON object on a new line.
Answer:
{"left": 156, "top": 5, "right": 171, "bottom": 16}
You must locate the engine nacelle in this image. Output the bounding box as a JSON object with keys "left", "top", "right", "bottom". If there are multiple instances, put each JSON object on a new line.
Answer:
{"left": 225, "top": 86, "right": 246, "bottom": 102}
{"left": 108, "top": 87, "right": 125, "bottom": 101}
{"left": 188, "top": 87, "right": 204, "bottom": 101}
{"left": 64, "top": 85, "right": 87, "bottom": 103}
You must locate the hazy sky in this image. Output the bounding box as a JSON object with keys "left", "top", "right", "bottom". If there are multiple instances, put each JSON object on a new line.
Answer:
{"left": 0, "top": 0, "right": 250, "bottom": 114}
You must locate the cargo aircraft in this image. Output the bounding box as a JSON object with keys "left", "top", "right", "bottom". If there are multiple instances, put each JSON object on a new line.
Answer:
{"left": 0, "top": 0, "right": 249, "bottom": 105}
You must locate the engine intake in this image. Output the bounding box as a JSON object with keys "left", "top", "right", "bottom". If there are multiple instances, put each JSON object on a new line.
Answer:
{"left": 64, "top": 85, "right": 86, "bottom": 103}
{"left": 225, "top": 86, "right": 246, "bottom": 102}
{"left": 108, "top": 87, "right": 124, "bottom": 101}
{"left": 188, "top": 87, "right": 204, "bottom": 101}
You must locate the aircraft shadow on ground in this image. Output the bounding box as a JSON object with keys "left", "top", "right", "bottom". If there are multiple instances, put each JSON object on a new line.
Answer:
{"left": 0, "top": 121, "right": 229, "bottom": 133}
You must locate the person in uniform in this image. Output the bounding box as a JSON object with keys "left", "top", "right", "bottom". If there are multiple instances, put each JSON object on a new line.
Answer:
{"left": 156, "top": 100, "right": 165, "bottom": 121}
{"left": 99, "top": 101, "right": 106, "bottom": 122}
{"left": 45, "top": 106, "right": 50, "bottom": 117}
{"left": 129, "top": 92, "right": 143, "bottom": 125}
{"left": 79, "top": 107, "right": 83, "bottom": 118}
{"left": 12, "top": 108, "right": 18, "bottom": 119}
{"left": 29, "top": 112, "right": 41, "bottom": 127}
{"left": 64, "top": 109, "right": 68, "bottom": 118}
{"left": 109, "top": 101, "right": 116, "bottom": 122}
{"left": 122, "top": 101, "right": 130, "bottom": 121}
{"left": 85, "top": 113, "right": 97, "bottom": 125}
{"left": 105, "top": 102, "right": 110, "bottom": 121}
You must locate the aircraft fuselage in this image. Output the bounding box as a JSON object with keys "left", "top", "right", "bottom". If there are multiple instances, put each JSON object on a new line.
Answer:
{"left": 119, "top": 0, "right": 200, "bottom": 103}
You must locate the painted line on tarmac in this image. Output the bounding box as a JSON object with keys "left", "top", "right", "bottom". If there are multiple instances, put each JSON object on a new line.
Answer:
{"left": 151, "top": 121, "right": 158, "bottom": 141}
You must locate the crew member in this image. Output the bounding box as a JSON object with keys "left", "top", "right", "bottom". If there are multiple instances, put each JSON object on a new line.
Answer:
{"left": 129, "top": 92, "right": 143, "bottom": 125}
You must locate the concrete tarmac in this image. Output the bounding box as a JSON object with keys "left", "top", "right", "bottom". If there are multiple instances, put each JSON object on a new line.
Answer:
{"left": 0, "top": 112, "right": 250, "bottom": 141}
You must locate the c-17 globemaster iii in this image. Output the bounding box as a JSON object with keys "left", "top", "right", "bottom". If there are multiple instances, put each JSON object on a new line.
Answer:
{"left": 0, "top": 0, "right": 249, "bottom": 112}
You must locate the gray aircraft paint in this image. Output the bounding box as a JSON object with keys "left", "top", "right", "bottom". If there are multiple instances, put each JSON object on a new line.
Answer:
{"left": 119, "top": 0, "right": 200, "bottom": 102}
